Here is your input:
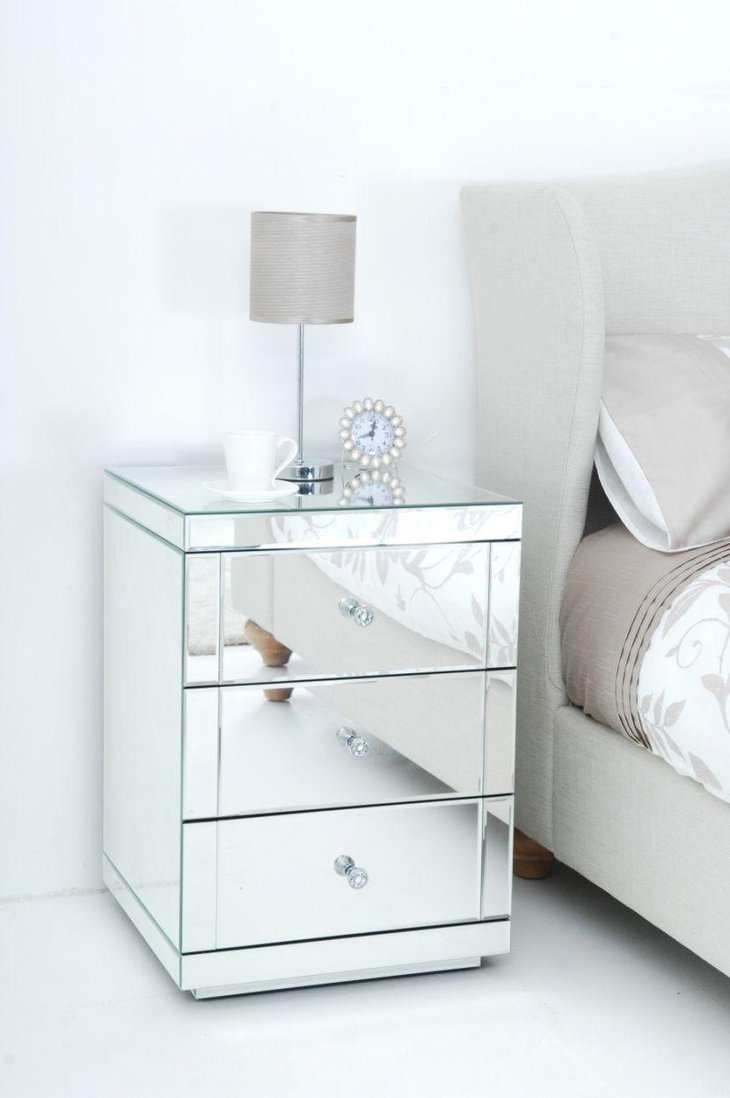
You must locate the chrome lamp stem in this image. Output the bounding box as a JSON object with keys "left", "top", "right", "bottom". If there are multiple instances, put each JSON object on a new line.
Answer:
{"left": 298, "top": 323, "right": 305, "bottom": 462}
{"left": 277, "top": 323, "right": 334, "bottom": 483}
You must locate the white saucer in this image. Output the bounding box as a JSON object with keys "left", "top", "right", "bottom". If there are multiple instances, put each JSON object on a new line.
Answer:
{"left": 204, "top": 480, "right": 298, "bottom": 503}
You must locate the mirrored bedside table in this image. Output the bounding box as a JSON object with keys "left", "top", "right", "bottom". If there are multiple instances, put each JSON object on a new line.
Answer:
{"left": 103, "top": 464, "right": 522, "bottom": 998}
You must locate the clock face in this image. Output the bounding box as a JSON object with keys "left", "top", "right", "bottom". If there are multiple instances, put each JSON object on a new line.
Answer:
{"left": 339, "top": 469, "right": 405, "bottom": 508}
{"left": 339, "top": 398, "right": 406, "bottom": 470}
{"left": 350, "top": 410, "right": 395, "bottom": 456}
{"left": 354, "top": 481, "right": 393, "bottom": 506}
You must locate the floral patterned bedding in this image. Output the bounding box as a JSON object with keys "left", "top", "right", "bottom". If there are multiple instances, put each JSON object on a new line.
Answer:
{"left": 639, "top": 556, "right": 730, "bottom": 799}
{"left": 561, "top": 524, "right": 730, "bottom": 803}
{"left": 271, "top": 510, "right": 520, "bottom": 665}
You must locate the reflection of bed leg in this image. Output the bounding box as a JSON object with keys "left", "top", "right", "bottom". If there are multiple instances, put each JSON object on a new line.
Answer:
{"left": 513, "top": 829, "right": 555, "bottom": 879}
{"left": 243, "top": 619, "right": 293, "bottom": 702}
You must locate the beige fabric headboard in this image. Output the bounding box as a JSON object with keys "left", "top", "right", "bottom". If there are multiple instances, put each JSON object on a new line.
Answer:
{"left": 569, "top": 172, "right": 730, "bottom": 334}
{"left": 460, "top": 170, "right": 730, "bottom": 848}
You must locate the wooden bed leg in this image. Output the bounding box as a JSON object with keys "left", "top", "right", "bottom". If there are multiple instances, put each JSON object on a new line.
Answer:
{"left": 243, "top": 619, "right": 293, "bottom": 702}
{"left": 513, "top": 829, "right": 555, "bottom": 879}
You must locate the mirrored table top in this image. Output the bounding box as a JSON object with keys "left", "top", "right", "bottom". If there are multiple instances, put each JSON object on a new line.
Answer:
{"left": 104, "top": 464, "right": 520, "bottom": 516}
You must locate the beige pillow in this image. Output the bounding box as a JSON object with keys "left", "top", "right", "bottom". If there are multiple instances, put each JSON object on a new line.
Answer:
{"left": 596, "top": 333, "right": 730, "bottom": 552}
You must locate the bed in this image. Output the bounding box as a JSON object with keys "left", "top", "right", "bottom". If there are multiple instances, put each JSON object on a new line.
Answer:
{"left": 562, "top": 523, "right": 730, "bottom": 804}
{"left": 461, "top": 170, "right": 730, "bottom": 977}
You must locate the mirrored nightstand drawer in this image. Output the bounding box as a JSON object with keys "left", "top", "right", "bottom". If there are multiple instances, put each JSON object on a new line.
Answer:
{"left": 184, "top": 540, "right": 518, "bottom": 686}
{"left": 182, "top": 799, "right": 495, "bottom": 951}
{"left": 183, "top": 671, "right": 517, "bottom": 819}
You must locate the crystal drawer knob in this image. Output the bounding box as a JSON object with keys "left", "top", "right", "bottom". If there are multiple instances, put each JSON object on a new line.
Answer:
{"left": 336, "top": 727, "right": 370, "bottom": 757}
{"left": 338, "top": 595, "right": 374, "bottom": 628}
{"left": 334, "top": 854, "right": 369, "bottom": 889}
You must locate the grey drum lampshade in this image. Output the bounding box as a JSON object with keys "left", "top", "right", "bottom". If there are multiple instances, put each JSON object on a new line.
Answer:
{"left": 249, "top": 211, "right": 356, "bottom": 325}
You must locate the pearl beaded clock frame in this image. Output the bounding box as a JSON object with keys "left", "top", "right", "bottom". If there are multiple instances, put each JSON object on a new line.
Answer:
{"left": 339, "top": 469, "right": 405, "bottom": 507}
{"left": 339, "top": 398, "right": 407, "bottom": 469}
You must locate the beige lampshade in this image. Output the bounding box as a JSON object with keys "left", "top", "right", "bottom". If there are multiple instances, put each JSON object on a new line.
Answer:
{"left": 249, "top": 211, "right": 356, "bottom": 324}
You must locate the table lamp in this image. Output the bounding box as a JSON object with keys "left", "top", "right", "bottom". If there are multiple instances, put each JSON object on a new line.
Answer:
{"left": 250, "top": 210, "right": 357, "bottom": 482}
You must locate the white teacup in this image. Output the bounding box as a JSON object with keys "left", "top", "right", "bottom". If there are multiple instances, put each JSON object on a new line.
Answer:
{"left": 225, "top": 431, "right": 298, "bottom": 491}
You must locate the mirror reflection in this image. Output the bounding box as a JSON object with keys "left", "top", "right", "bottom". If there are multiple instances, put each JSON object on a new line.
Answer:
{"left": 215, "top": 543, "right": 490, "bottom": 684}
{"left": 216, "top": 673, "right": 486, "bottom": 816}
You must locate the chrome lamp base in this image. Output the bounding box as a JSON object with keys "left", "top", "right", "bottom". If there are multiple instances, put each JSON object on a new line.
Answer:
{"left": 279, "top": 459, "right": 334, "bottom": 482}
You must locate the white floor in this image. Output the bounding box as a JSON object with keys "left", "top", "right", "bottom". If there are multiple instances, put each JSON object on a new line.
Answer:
{"left": 2, "top": 867, "right": 730, "bottom": 1098}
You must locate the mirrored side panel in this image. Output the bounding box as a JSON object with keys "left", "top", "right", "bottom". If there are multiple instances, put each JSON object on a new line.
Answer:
{"left": 487, "top": 542, "right": 520, "bottom": 668}
{"left": 220, "top": 543, "right": 491, "bottom": 683}
{"left": 184, "top": 554, "right": 220, "bottom": 685}
{"left": 484, "top": 670, "right": 516, "bottom": 796}
{"left": 214, "top": 673, "right": 486, "bottom": 816}
{"left": 183, "top": 688, "right": 219, "bottom": 819}
{"left": 481, "top": 797, "right": 513, "bottom": 920}
{"left": 181, "top": 822, "right": 217, "bottom": 952}
{"left": 103, "top": 507, "right": 183, "bottom": 947}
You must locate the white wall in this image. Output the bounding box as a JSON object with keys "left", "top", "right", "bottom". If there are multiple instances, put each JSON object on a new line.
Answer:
{"left": 3, "top": 0, "right": 730, "bottom": 897}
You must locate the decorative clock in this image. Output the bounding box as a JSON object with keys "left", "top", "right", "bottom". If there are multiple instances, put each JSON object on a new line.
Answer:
{"left": 339, "top": 398, "right": 406, "bottom": 468}
{"left": 339, "top": 469, "right": 405, "bottom": 507}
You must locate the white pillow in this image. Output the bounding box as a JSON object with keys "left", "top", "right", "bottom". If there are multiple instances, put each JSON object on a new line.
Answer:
{"left": 596, "top": 333, "right": 730, "bottom": 552}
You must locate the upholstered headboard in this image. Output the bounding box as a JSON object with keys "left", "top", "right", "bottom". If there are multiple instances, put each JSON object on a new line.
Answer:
{"left": 460, "top": 170, "right": 730, "bottom": 848}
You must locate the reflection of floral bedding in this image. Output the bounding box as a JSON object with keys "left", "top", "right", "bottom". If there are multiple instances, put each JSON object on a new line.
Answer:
{"left": 562, "top": 524, "right": 730, "bottom": 804}
{"left": 271, "top": 511, "right": 515, "bottom": 661}
{"left": 639, "top": 558, "right": 730, "bottom": 801}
